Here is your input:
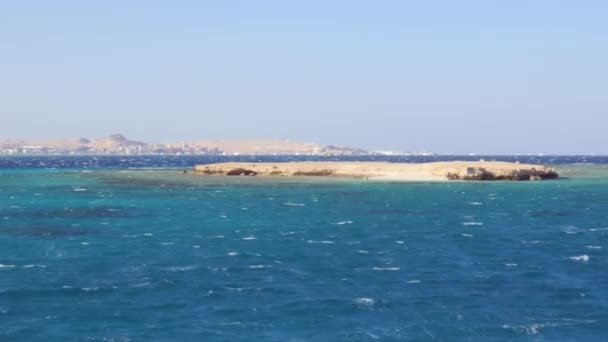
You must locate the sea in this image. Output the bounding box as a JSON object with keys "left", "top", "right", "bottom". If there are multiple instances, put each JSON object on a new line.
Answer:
{"left": 1, "top": 155, "right": 607, "bottom": 341}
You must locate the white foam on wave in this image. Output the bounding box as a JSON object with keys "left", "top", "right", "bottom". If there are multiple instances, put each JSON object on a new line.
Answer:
{"left": 166, "top": 265, "right": 198, "bottom": 272}
{"left": 504, "top": 263, "right": 518, "bottom": 267}
{"left": 396, "top": 240, "right": 404, "bottom": 244}
{"left": 461, "top": 233, "right": 474, "bottom": 238}
{"left": 561, "top": 226, "right": 579, "bottom": 235}
{"left": 22, "top": 264, "right": 46, "bottom": 268}
{"left": 331, "top": 221, "right": 353, "bottom": 225}
{"left": 589, "top": 227, "right": 608, "bottom": 232}
{"left": 307, "top": 240, "right": 335, "bottom": 244}
{"left": 224, "top": 286, "right": 256, "bottom": 292}
{"left": 501, "top": 323, "right": 551, "bottom": 335}
{"left": 407, "top": 279, "right": 421, "bottom": 284}
{"left": 227, "top": 252, "right": 239, "bottom": 256}
{"left": 249, "top": 265, "right": 270, "bottom": 269}
{"left": 353, "top": 297, "right": 375, "bottom": 306}
{"left": 585, "top": 245, "right": 602, "bottom": 249}
{"left": 72, "top": 187, "right": 87, "bottom": 192}
{"left": 0, "top": 264, "right": 16, "bottom": 269}
{"left": 569, "top": 255, "right": 590, "bottom": 262}
{"left": 242, "top": 236, "right": 257, "bottom": 240}
{"left": 208, "top": 266, "right": 228, "bottom": 272}
{"left": 132, "top": 282, "right": 151, "bottom": 288}
{"left": 161, "top": 242, "right": 175, "bottom": 246}
{"left": 522, "top": 240, "right": 550, "bottom": 245}
{"left": 284, "top": 202, "right": 306, "bottom": 207}
{"left": 372, "top": 267, "right": 400, "bottom": 271}
{"left": 468, "top": 202, "right": 483, "bottom": 206}
{"left": 463, "top": 222, "right": 483, "bottom": 226}
{"left": 124, "top": 233, "right": 153, "bottom": 239}
{"left": 357, "top": 250, "right": 369, "bottom": 254}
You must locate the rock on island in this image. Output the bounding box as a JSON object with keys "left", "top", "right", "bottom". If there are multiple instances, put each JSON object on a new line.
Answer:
{"left": 192, "top": 161, "right": 558, "bottom": 181}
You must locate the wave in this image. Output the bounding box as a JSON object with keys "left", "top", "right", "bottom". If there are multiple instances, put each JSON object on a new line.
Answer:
{"left": 248, "top": 265, "right": 271, "bottom": 269}
{"left": 284, "top": 202, "right": 306, "bottom": 207}
{"left": 353, "top": 297, "right": 375, "bottom": 306}
{"left": 164, "top": 265, "right": 198, "bottom": 272}
{"left": 372, "top": 267, "right": 400, "bottom": 271}
{"left": 569, "top": 255, "right": 590, "bottom": 262}
{"left": 331, "top": 221, "right": 353, "bottom": 225}
{"left": 463, "top": 222, "right": 483, "bottom": 226}
{"left": 307, "top": 240, "right": 335, "bottom": 244}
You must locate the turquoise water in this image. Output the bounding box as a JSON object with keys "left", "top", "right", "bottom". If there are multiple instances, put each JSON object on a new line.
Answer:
{"left": 1, "top": 165, "right": 608, "bottom": 341}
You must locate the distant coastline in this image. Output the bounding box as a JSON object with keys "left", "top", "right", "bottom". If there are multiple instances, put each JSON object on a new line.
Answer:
{"left": 0, "top": 134, "right": 416, "bottom": 157}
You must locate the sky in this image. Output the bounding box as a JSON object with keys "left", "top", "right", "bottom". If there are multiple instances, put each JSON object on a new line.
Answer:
{"left": 1, "top": 1, "right": 607, "bottom": 154}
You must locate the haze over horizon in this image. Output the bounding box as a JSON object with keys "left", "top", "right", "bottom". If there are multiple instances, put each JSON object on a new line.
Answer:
{"left": 1, "top": 1, "right": 607, "bottom": 154}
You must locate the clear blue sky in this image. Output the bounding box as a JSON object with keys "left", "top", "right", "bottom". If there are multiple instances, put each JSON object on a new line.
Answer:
{"left": 1, "top": 1, "right": 606, "bottom": 154}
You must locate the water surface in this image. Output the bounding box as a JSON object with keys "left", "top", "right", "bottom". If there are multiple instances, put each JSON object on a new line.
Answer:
{"left": 1, "top": 158, "right": 607, "bottom": 340}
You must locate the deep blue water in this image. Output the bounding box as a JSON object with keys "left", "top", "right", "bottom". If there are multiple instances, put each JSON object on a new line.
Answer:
{"left": 1, "top": 156, "right": 608, "bottom": 341}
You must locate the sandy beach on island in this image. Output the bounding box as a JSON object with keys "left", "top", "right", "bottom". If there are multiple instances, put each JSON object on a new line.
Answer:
{"left": 192, "top": 161, "right": 559, "bottom": 181}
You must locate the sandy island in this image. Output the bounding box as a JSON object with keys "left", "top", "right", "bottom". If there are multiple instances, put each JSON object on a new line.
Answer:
{"left": 191, "top": 161, "right": 559, "bottom": 181}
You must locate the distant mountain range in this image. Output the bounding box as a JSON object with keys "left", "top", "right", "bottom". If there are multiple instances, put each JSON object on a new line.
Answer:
{"left": 0, "top": 134, "right": 409, "bottom": 156}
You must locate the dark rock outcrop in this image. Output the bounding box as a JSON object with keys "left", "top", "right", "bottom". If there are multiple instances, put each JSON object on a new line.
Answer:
{"left": 225, "top": 168, "right": 257, "bottom": 176}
